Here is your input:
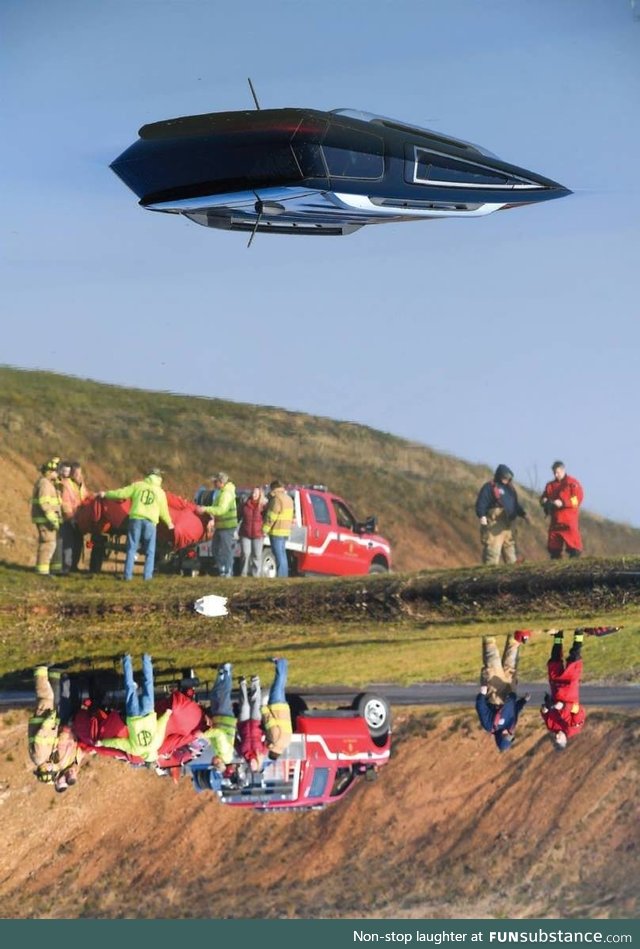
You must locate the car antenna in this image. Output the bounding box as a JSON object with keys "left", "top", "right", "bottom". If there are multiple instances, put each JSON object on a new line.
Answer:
{"left": 247, "top": 77, "right": 261, "bottom": 110}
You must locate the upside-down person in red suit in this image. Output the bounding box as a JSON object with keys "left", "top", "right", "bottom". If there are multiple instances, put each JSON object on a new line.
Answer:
{"left": 541, "top": 626, "right": 621, "bottom": 749}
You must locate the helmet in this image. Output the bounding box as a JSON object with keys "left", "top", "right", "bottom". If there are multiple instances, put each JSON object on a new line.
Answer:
{"left": 40, "top": 457, "right": 60, "bottom": 474}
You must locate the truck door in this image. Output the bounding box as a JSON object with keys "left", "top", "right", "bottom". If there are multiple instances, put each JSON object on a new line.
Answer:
{"left": 329, "top": 496, "right": 370, "bottom": 574}
{"left": 296, "top": 490, "right": 340, "bottom": 575}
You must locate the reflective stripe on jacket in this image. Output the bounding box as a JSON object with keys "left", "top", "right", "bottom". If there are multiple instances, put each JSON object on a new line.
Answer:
{"left": 202, "top": 481, "right": 238, "bottom": 530}
{"left": 263, "top": 489, "right": 294, "bottom": 537}
{"left": 28, "top": 711, "right": 60, "bottom": 766}
{"left": 31, "top": 477, "right": 62, "bottom": 528}
{"left": 104, "top": 474, "right": 173, "bottom": 527}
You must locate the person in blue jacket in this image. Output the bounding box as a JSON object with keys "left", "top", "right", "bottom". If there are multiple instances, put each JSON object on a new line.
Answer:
{"left": 475, "top": 631, "right": 531, "bottom": 751}
{"left": 475, "top": 464, "right": 528, "bottom": 565}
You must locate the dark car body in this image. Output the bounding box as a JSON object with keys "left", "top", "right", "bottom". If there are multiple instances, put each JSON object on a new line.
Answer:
{"left": 111, "top": 106, "right": 570, "bottom": 237}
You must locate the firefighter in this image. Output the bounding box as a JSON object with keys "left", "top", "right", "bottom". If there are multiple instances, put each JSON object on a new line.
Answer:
{"left": 475, "top": 465, "right": 528, "bottom": 566}
{"left": 59, "top": 461, "right": 88, "bottom": 573}
{"left": 31, "top": 458, "right": 63, "bottom": 576}
{"left": 28, "top": 666, "right": 82, "bottom": 791}
{"left": 99, "top": 468, "right": 174, "bottom": 580}
{"left": 540, "top": 461, "right": 584, "bottom": 559}
{"left": 196, "top": 472, "right": 238, "bottom": 578}
{"left": 263, "top": 480, "right": 294, "bottom": 577}
{"left": 475, "top": 632, "right": 531, "bottom": 752}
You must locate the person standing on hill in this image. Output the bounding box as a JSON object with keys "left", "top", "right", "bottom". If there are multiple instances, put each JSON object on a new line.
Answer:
{"left": 31, "top": 457, "right": 63, "bottom": 577}
{"left": 99, "top": 468, "right": 174, "bottom": 580}
{"left": 475, "top": 464, "right": 528, "bottom": 566}
{"left": 239, "top": 487, "right": 266, "bottom": 577}
{"left": 540, "top": 461, "right": 584, "bottom": 559}
{"left": 475, "top": 631, "right": 531, "bottom": 752}
{"left": 263, "top": 481, "right": 294, "bottom": 577}
{"left": 59, "top": 461, "right": 88, "bottom": 573}
{"left": 197, "top": 472, "right": 238, "bottom": 578}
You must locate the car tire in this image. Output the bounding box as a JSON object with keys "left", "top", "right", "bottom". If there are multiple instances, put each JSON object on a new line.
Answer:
{"left": 182, "top": 567, "right": 199, "bottom": 577}
{"left": 368, "top": 562, "right": 388, "bottom": 574}
{"left": 261, "top": 548, "right": 277, "bottom": 578}
{"left": 352, "top": 692, "right": 391, "bottom": 738}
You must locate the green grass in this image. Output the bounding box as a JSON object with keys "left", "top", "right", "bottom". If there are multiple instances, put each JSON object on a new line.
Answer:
{"left": 1, "top": 562, "right": 637, "bottom": 691}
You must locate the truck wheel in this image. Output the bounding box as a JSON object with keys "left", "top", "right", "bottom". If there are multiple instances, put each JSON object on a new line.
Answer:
{"left": 352, "top": 692, "right": 391, "bottom": 737}
{"left": 368, "top": 562, "right": 388, "bottom": 574}
{"left": 261, "top": 548, "right": 277, "bottom": 578}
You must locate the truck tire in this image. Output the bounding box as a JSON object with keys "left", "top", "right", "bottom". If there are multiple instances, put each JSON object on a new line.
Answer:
{"left": 352, "top": 692, "right": 391, "bottom": 738}
{"left": 368, "top": 562, "right": 388, "bottom": 574}
{"left": 261, "top": 548, "right": 277, "bottom": 578}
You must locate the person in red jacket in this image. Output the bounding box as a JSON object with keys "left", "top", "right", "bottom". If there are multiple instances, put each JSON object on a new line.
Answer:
{"left": 541, "top": 629, "right": 585, "bottom": 749}
{"left": 239, "top": 487, "right": 266, "bottom": 577}
{"left": 541, "top": 626, "right": 621, "bottom": 748}
{"left": 540, "top": 461, "right": 584, "bottom": 559}
{"left": 236, "top": 674, "right": 266, "bottom": 773}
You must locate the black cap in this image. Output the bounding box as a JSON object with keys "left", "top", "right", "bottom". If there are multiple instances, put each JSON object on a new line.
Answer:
{"left": 551, "top": 460, "right": 565, "bottom": 471}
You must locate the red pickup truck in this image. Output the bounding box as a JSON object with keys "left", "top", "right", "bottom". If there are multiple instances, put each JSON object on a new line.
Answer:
{"left": 188, "top": 692, "right": 392, "bottom": 811}
{"left": 173, "top": 484, "right": 392, "bottom": 578}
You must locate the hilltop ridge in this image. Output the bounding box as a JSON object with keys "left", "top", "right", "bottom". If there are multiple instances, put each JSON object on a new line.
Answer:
{"left": 1, "top": 366, "right": 639, "bottom": 570}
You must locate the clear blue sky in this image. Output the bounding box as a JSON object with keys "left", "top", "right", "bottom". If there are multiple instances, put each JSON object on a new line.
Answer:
{"left": 3, "top": 0, "right": 639, "bottom": 525}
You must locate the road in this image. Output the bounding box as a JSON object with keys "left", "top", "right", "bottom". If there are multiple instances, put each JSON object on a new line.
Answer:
{"left": 2, "top": 682, "right": 638, "bottom": 709}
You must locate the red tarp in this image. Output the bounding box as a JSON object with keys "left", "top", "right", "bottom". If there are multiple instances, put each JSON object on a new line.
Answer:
{"left": 74, "top": 492, "right": 207, "bottom": 550}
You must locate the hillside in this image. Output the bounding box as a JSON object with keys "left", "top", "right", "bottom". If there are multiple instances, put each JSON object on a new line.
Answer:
{"left": 2, "top": 366, "right": 640, "bottom": 571}
{"left": 1, "top": 707, "right": 638, "bottom": 919}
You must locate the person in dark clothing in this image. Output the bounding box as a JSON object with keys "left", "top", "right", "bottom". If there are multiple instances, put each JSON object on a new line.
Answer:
{"left": 475, "top": 464, "right": 528, "bottom": 565}
{"left": 475, "top": 631, "right": 531, "bottom": 751}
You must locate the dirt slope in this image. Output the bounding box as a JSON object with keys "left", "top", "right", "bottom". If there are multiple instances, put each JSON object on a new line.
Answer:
{"left": 1, "top": 708, "right": 638, "bottom": 919}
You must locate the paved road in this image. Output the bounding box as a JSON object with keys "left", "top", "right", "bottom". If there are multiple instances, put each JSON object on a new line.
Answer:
{"left": 2, "top": 682, "right": 638, "bottom": 709}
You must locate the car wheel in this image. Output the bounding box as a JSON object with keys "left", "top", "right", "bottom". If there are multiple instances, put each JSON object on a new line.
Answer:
{"left": 368, "top": 562, "right": 388, "bottom": 574}
{"left": 261, "top": 548, "right": 277, "bottom": 578}
{"left": 182, "top": 567, "right": 199, "bottom": 577}
{"left": 352, "top": 692, "right": 391, "bottom": 737}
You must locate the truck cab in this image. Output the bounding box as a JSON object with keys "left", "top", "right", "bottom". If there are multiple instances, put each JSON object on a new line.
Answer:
{"left": 168, "top": 484, "right": 391, "bottom": 578}
{"left": 188, "top": 692, "right": 392, "bottom": 811}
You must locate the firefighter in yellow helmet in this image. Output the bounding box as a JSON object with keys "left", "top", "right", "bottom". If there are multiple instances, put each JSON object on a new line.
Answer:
{"left": 31, "top": 458, "right": 63, "bottom": 576}
{"left": 28, "top": 666, "right": 82, "bottom": 791}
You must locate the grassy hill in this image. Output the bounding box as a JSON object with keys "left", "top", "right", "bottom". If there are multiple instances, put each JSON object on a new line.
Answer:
{"left": 2, "top": 365, "right": 639, "bottom": 571}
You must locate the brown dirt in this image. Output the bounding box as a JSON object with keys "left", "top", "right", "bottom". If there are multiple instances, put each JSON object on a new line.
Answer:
{"left": 1, "top": 708, "right": 638, "bottom": 919}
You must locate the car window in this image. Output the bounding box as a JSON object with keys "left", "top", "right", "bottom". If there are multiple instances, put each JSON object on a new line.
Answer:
{"left": 332, "top": 500, "right": 355, "bottom": 531}
{"left": 413, "top": 148, "right": 509, "bottom": 186}
{"left": 309, "top": 493, "right": 331, "bottom": 525}
{"left": 322, "top": 124, "right": 384, "bottom": 179}
{"left": 330, "top": 767, "right": 356, "bottom": 797}
{"left": 308, "top": 767, "right": 329, "bottom": 798}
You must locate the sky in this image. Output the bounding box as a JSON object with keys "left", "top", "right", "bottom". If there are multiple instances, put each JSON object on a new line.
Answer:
{"left": 3, "top": 0, "right": 640, "bottom": 526}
